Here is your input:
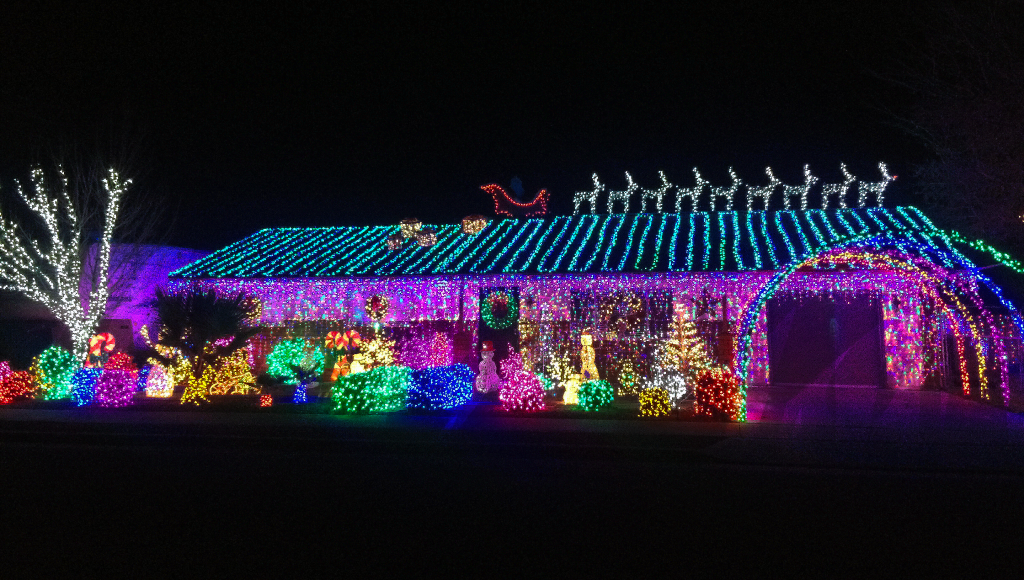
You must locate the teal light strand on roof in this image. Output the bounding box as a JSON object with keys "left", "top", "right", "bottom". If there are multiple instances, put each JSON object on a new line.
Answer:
{"left": 172, "top": 207, "right": 957, "bottom": 279}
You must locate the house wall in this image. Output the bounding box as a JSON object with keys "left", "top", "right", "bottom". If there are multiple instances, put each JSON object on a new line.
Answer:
{"left": 177, "top": 270, "right": 938, "bottom": 389}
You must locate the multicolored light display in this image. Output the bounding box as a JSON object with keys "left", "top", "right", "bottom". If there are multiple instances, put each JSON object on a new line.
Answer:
{"left": 162, "top": 202, "right": 1024, "bottom": 421}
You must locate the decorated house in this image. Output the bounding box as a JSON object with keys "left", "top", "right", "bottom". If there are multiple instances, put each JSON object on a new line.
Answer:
{"left": 167, "top": 168, "right": 1024, "bottom": 418}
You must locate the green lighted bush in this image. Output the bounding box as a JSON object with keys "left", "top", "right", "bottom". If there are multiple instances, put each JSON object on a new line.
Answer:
{"left": 331, "top": 366, "right": 410, "bottom": 414}
{"left": 577, "top": 379, "right": 614, "bottom": 412}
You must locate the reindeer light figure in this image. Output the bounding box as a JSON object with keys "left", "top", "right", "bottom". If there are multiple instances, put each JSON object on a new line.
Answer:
{"left": 820, "top": 163, "right": 856, "bottom": 209}
{"left": 709, "top": 167, "right": 742, "bottom": 211}
{"left": 607, "top": 172, "right": 638, "bottom": 213}
{"left": 574, "top": 173, "right": 605, "bottom": 215}
{"left": 745, "top": 167, "right": 781, "bottom": 211}
{"left": 857, "top": 162, "right": 895, "bottom": 207}
{"left": 675, "top": 168, "right": 709, "bottom": 213}
{"left": 639, "top": 171, "right": 673, "bottom": 213}
{"left": 781, "top": 165, "right": 819, "bottom": 210}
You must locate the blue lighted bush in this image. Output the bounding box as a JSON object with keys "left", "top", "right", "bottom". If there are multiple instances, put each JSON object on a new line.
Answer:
{"left": 408, "top": 364, "right": 474, "bottom": 410}
{"left": 331, "top": 366, "right": 410, "bottom": 414}
{"left": 70, "top": 368, "right": 103, "bottom": 407}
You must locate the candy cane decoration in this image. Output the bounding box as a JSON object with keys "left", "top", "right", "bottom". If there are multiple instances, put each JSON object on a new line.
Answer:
{"left": 341, "top": 330, "right": 361, "bottom": 351}
{"left": 325, "top": 331, "right": 344, "bottom": 351}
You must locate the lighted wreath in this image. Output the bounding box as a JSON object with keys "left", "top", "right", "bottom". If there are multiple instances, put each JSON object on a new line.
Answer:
{"left": 481, "top": 289, "right": 519, "bottom": 330}
{"left": 366, "top": 294, "right": 389, "bottom": 321}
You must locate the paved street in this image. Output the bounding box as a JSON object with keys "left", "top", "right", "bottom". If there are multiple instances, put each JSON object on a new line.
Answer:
{"left": 1, "top": 389, "right": 1022, "bottom": 575}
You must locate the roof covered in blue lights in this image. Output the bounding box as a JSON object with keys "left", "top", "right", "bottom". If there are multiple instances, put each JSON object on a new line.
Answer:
{"left": 173, "top": 207, "right": 958, "bottom": 278}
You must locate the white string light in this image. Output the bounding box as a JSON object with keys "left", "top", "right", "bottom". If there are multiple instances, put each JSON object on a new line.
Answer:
{"left": 606, "top": 172, "right": 637, "bottom": 213}
{"left": 781, "top": 164, "right": 819, "bottom": 211}
{"left": 0, "top": 167, "right": 128, "bottom": 361}
{"left": 639, "top": 171, "right": 673, "bottom": 213}
{"left": 675, "top": 168, "right": 709, "bottom": 213}
{"left": 574, "top": 173, "right": 605, "bottom": 215}
{"left": 745, "top": 167, "right": 781, "bottom": 211}
{"left": 820, "top": 163, "right": 856, "bottom": 210}
{"left": 858, "top": 162, "right": 895, "bottom": 208}
{"left": 709, "top": 167, "right": 742, "bottom": 211}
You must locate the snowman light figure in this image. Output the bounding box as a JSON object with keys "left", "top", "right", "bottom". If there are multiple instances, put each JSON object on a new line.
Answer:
{"left": 475, "top": 341, "right": 502, "bottom": 393}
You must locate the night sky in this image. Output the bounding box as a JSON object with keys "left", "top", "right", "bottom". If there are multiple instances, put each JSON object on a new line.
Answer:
{"left": 0, "top": 2, "right": 931, "bottom": 251}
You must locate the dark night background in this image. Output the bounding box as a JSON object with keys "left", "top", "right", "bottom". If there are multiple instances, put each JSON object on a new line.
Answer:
{"left": 5, "top": 4, "right": 1024, "bottom": 574}
{"left": 0, "top": 2, "right": 932, "bottom": 252}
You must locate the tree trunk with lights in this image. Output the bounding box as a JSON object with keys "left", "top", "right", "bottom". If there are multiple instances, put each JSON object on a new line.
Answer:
{"left": 0, "top": 166, "right": 129, "bottom": 362}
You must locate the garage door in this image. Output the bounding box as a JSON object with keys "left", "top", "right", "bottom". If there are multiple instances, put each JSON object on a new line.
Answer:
{"left": 767, "top": 294, "right": 885, "bottom": 388}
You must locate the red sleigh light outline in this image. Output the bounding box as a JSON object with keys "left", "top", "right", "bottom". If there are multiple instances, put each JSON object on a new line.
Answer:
{"left": 479, "top": 184, "right": 549, "bottom": 217}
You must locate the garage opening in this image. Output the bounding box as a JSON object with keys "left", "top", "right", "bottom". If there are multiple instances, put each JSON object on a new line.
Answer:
{"left": 767, "top": 294, "right": 886, "bottom": 388}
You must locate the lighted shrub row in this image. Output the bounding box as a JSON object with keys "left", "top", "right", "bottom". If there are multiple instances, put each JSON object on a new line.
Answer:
{"left": 331, "top": 364, "right": 476, "bottom": 413}
{"left": 0, "top": 351, "right": 139, "bottom": 408}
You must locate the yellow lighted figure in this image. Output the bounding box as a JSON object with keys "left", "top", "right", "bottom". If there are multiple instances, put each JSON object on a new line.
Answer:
{"left": 349, "top": 352, "right": 368, "bottom": 374}
{"left": 580, "top": 329, "right": 599, "bottom": 382}
{"left": 360, "top": 336, "right": 396, "bottom": 368}
{"left": 563, "top": 372, "right": 581, "bottom": 405}
{"left": 140, "top": 324, "right": 189, "bottom": 398}
{"left": 399, "top": 218, "right": 422, "bottom": 238}
{"left": 330, "top": 357, "right": 350, "bottom": 381}
{"left": 617, "top": 359, "right": 638, "bottom": 396}
{"left": 208, "top": 348, "right": 256, "bottom": 395}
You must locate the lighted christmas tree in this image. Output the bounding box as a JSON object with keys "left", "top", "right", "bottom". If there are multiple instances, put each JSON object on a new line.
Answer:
{"left": 498, "top": 348, "right": 545, "bottom": 412}
{"left": 673, "top": 318, "right": 713, "bottom": 382}
{"left": 140, "top": 324, "right": 189, "bottom": 397}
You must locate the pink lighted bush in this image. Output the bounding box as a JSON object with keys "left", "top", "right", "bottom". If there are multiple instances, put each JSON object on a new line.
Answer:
{"left": 498, "top": 349, "right": 545, "bottom": 412}
{"left": 94, "top": 370, "right": 136, "bottom": 408}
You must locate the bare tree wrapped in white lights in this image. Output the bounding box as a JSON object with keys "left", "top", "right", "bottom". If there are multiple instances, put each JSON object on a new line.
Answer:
{"left": 0, "top": 166, "right": 130, "bottom": 361}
